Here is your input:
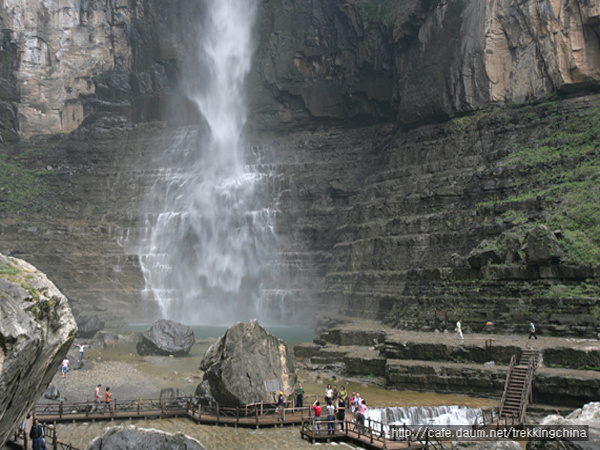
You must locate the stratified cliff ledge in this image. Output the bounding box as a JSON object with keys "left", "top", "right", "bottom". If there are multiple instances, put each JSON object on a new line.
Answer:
{"left": 0, "top": 253, "right": 77, "bottom": 447}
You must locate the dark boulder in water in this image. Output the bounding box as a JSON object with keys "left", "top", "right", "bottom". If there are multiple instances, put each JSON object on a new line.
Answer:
{"left": 136, "top": 319, "right": 195, "bottom": 356}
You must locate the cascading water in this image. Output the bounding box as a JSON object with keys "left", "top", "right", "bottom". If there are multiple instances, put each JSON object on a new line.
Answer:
{"left": 136, "top": 0, "right": 277, "bottom": 325}
{"left": 367, "top": 405, "right": 485, "bottom": 437}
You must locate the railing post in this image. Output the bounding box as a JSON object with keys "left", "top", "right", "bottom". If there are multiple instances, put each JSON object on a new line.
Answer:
{"left": 260, "top": 401, "right": 263, "bottom": 416}
{"left": 59, "top": 401, "right": 63, "bottom": 419}
{"left": 53, "top": 421, "right": 58, "bottom": 448}
{"left": 216, "top": 403, "right": 220, "bottom": 424}
{"left": 162, "top": 398, "right": 166, "bottom": 415}
{"left": 236, "top": 406, "right": 239, "bottom": 426}
{"left": 86, "top": 400, "right": 90, "bottom": 417}
{"left": 137, "top": 400, "right": 141, "bottom": 416}
{"left": 255, "top": 405, "right": 259, "bottom": 427}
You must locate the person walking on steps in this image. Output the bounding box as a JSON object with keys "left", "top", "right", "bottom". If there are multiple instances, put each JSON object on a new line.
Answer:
{"left": 529, "top": 321, "right": 538, "bottom": 339}
{"left": 29, "top": 419, "right": 47, "bottom": 450}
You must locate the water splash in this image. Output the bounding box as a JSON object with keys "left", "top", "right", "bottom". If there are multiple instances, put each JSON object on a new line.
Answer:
{"left": 137, "top": 0, "right": 275, "bottom": 324}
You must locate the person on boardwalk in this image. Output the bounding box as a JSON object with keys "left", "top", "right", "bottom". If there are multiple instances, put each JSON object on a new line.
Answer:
{"left": 60, "top": 358, "right": 70, "bottom": 378}
{"left": 29, "top": 419, "right": 47, "bottom": 450}
{"left": 104, "top": 387, "right": 112, "bottom": 413}
{"left": 455, "top": 319, "right": 464, "bottom": 341}
{"left": 276, "top": 391, "right": 285, "bottom": 421}
{"left": 325, "top": 384, "right": 333, "bottom": 405}
{"left": 339, "top": 385, "right": 348, "bottom": 403}
{"left": 312, "top": 400, "right": 322, "bottom": 435}
{"left": 529, "top": 321, "right": 538, "bottom": 339}
{"left": 357, "top": 399, "right": 368, "bottom": 434}
{"left": 93, "top": 384, "right": 102, "bottom": 412}
{"left": 337, "top": 396, "right": 346, "bottom": 431}
{"left": 296, "top": 383, "right": 305, "bottom": 408}
{"left": 74, "top": 343, "right": 90, "bottom": 363}
{"left": 326, "top": 401, "right": 336, "bottom": 435}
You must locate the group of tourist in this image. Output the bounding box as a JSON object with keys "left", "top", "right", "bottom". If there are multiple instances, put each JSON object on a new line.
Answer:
{"left": 300, "top": 383, "right": 368, "bottom": 435}
{"left": 59, "top": 343, "right": 90, "bottom": 378}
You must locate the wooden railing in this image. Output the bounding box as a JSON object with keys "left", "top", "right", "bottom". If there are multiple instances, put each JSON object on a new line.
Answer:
{"left": 518, "top": 356, "right": 536, "bottom": 423}
{"left": 498, "top": 354, "right": 516, "bottom": 418}
{"left": 33, "top": 397, "right": 190, "bottom": 420}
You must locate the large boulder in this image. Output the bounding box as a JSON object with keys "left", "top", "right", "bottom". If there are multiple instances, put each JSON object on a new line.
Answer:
{"left": 86, "top": 425, "right": 205, "bottom": 450}
{"left": 527, "top": 402, "right": 600, "bottom": 450}
{"left": 197, "top": 319, "right": 296, "bottom": 406}
{"left": 0, "top": 253, "right": 77, "bottom": 448}
{"left": 136, "top": 320, "right": 195, "bottom": 356}
{"left": 76, "top": 314, "right": 105, "bottom": 338}
{"left": 521, "top": 225, "right": 563, "bottom": 265}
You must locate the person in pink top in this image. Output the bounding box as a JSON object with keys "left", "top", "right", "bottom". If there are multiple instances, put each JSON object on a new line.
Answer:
{"left": 357, "top": 399, "right": 368, "bottom": 433}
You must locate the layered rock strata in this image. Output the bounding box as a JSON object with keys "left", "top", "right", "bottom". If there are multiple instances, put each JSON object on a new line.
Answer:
{"left": 0, "top": 252, "right": 77, "bottom": 447}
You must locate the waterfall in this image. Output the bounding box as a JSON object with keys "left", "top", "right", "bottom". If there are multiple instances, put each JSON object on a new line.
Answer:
{"left": 137, "top": 0, "right": 275, "bottom": 324}
{"left": 368, "top": 405, "right": 483, "bottom": 426}
{"left": 366, "top": 405, "right": 484, "bottom": 437}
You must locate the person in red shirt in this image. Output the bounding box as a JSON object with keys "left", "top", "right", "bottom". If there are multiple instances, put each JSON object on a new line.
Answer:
{"left": 312, "top": 399, "right": 322, "bottom": 435}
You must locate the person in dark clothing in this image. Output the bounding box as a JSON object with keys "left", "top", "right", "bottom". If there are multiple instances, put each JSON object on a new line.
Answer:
{"left": 337, "top": 397, "right": 346, "bottom": 431}
{"left": 529, "top": 321, "right": 538, "bottom": 339}
{"left": 29, "top": 419, "right": 47, "bottom": 450}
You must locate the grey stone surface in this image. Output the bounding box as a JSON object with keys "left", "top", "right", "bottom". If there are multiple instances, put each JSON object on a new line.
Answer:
{"left": 197, "top": 319, "right": 296, "bottom": 406}
{"left": 0, "top": 253, "right": 77, "bottom": 448}
{"left": 136, "top": 320, "right": 195, "bottom": 357}
{"left": 85, "top": 425, "right": 205, "bottom": 450}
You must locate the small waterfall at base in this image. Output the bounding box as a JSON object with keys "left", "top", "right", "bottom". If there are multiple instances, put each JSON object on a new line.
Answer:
{"left": 367, "top": 405, "right": 484, "bottom": 437}
{"left": 137, "top": 0, "right": 279, "bottom": 325}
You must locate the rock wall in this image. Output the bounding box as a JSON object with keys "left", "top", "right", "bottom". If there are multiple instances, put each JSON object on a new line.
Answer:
{"left": 0, "top": 253, "right": 77, "bottom": 447}
{"left": 0, "top": 0, "right": 600, "bottom": 333}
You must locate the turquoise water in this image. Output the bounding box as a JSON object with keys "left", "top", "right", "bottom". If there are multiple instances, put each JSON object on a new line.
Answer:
{"left": 122, "top": 324, "right": 315, "bottom": 344}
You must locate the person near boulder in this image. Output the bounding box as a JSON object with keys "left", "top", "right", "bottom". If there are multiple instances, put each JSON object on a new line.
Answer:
{"left": 276, "top": 391, "right": 285, "bottom": 421}
{"left": 74, "top": 343, "right": 90, "bottom": 363}
{"left": 312, "top": 399, "right": 322, "bottom": 435}
{"left": 60, "top": 358, "right": 70, "bottom": 378}
{"left": 295, "top": 383, "right": 305, "bottom": 408}
{"left": 29, "top": 419, "right": 47, "bottom": 450}
{"left": 529, "top": 321, "right": 538, "bottom": 339}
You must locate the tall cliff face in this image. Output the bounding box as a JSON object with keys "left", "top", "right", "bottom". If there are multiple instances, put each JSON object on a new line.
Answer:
{"left": 2, "top": 0, "right": 599, "bottom": 138}
{"left": 0, "top": 0, "right": 599, "bottom": 334}
{"left": 0, "top": 253, "right": 77, "bottom": 447}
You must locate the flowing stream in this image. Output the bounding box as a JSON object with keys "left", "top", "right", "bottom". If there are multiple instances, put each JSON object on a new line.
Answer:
{"left": 137, "top": 0, "right": 279, "bottom": 325}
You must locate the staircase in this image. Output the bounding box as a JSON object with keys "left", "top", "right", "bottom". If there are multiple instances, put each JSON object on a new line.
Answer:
{"left": 498, "top": 349, "right": 539, "bottom": 424}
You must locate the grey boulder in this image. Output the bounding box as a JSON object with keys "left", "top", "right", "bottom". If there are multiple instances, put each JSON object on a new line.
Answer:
{"left": 197, "top": 319, "right": 296, "bottom": 406}
{"left": 136, "top": 320, "right": 195, "bottom": 356}
{"left": 86, "top": 425, "right": 205, "bottom": 450}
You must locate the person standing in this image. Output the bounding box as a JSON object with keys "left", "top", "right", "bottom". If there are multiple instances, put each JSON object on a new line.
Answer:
{"left": 29, "top": 419, "right": 47, "bottom": 450}
{"left": 357, "top": 399, "right": 368, "bottom": 434}
{"left": 529, "top": 321, "right": 538, "bottom": 339}
{"left": 325, "top": 384, "right": 333, "bottom": 405}
{"left": 60, "top": 358, "right": 70, "bottom": 378}
{"left": 276, "top": 391, "right": 285, "bottom": 421}
{"left": 74, "top": 343, "right": 90, "bottom": 363}
{"left": 296, "top": 383, "right": 305, "bottom": 408}
{"left": 312, "top": 400, "right": 322, "bottom": 435}
{"left": 455, "top": 319, "right": 464, "bottom": 341}
{"left": 104, "top": 387, "right": 112, "bottom": 413}
{"left": 326, "top": 401, "right": 336, "bottom": 435}
{"left": 94, "top": 384, "right": 102, "bottom": 412}
{"left": 337, "top": 397, "right": 346, "bottom": 431}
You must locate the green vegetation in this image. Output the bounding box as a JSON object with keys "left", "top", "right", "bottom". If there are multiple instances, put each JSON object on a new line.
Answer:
{"left": 475, "top": 103, "right": 600, "bottom": 266}
{"left": 0, "top": 154, "right": 53, "bottom": 215}
{"left": 0, "top": 261, "right": 44, "bottom": 313}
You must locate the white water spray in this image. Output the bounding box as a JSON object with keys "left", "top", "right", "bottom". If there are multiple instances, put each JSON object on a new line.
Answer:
{"left": 137, "top": 0, "right": 276, "bottom": 324}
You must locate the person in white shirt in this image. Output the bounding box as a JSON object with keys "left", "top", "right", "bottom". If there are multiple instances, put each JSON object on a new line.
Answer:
{"left": 455, "top": 320, "right": 464, "bottom": 340}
